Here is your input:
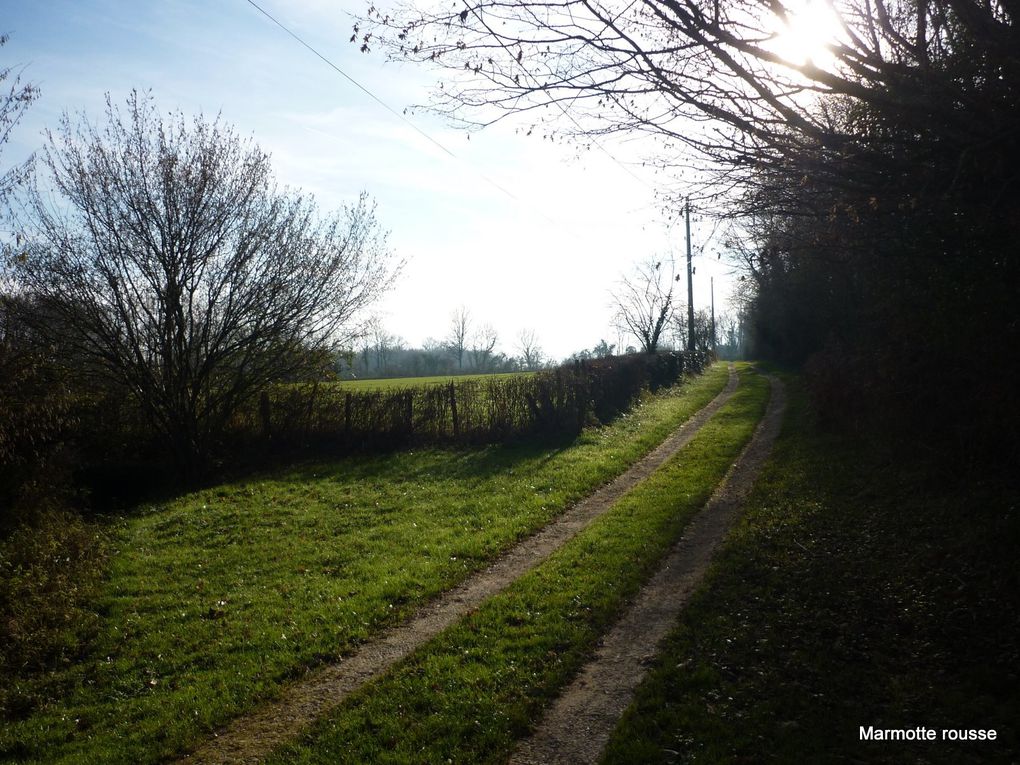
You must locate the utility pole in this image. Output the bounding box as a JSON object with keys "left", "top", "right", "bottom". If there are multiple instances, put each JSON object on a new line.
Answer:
{"left": 710, "top": 276, "right": 716, "bottom": 352}
{"left": 685, "top": 198, "right": 695, "bottom": 353}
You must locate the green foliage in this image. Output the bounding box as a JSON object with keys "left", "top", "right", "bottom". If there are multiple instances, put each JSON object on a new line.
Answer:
{"left": 0, "top": 512, "right": 107, "bottom": 720}
{"left": 0, "top": 365, "right": 728, "bottom": 764}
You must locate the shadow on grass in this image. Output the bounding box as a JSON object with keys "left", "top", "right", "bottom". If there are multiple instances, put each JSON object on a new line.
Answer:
{"left": 274, "top": 432, "right": 577, "bottom": 487}
{"left": 78, "top": 430, "right": 581, "bottom": 519}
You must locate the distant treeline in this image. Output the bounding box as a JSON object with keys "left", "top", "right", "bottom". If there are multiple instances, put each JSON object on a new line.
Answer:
{"left": 341, "top": 315, "right": 745, "bottom": 382}
{"left": 338, "top": 339, "right": 536, "bottom": 380}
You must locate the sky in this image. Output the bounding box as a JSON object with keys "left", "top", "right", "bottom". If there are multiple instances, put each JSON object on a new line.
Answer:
{"left": 2, "top": 0, "right": 739, "bottom": 361}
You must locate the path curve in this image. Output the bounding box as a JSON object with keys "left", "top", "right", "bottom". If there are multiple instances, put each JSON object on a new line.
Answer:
{"left": 509, "top": 373, "right": 787, "bottom": 765}
{"left": 177, "top": 367, "right": 738, "bottom": 764}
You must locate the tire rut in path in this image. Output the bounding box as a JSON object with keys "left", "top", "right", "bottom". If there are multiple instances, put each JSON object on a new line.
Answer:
{"left": 178, "top": 366, "right": 739, "bottom": 765}
{"left": 509, "top": 373, "right": 787, "bottom": 765}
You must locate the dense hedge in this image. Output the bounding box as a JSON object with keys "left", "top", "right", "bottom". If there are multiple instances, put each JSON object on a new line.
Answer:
{"left": 2, "top": 351, "right": 708, "bottom": 515}
{"left": 237, "top": 351, "right": 708, "bottom": 453}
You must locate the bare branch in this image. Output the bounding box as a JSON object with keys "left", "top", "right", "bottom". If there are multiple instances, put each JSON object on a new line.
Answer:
{"left": 8, "top": 92, "right": 399, "bottom": 477}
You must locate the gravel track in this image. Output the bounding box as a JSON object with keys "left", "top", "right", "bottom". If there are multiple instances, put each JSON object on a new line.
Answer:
{"left": 178, "top": 366, "right": 739, "bottom": 764}
{"left": 510, "top": 373, "right": 786, "bottom": 765}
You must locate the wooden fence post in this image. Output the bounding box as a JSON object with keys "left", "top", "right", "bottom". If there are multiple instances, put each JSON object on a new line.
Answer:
{"left": 449, "top": 382, "right": 459, "bottom": 439}
{"left": 307, "top": 382, "right": 318, "bottom": 437}
{"left": 259, "top": 391, "right": 272, "bottom": 440}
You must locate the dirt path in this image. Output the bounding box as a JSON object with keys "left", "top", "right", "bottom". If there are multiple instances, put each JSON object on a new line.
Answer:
{"left": 178, "top": 367, "right": 739, "bottom": 764}
{"left": 509, "top": 374, "right": 786, "bottom": 765}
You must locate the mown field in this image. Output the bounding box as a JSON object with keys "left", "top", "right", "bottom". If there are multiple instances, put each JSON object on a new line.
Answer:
{"left": 0, "top": 365, "right": 730, "bottom": 764}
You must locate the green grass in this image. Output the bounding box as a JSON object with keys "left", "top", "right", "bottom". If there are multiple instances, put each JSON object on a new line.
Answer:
{"left": 0, "top": 365, "right": 729, "bottom": 764}
{"left": 327, "top": 371, "right": 531, "bottom": 391}
{"left": 262, "top": 366, "right": 770, "bottom": 764}
{"left": 602, "top": 374, "right": 1019, "bottom": 764}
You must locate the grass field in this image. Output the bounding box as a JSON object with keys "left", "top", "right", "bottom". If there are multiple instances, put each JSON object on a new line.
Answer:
{"left": 262, "top": 365, "right": 770, "bottom": 764}
{"left": 0, "top": 365, "right": 729, "bottom": 764}
{"left": 329, "top": 371, "right": 531, "bottom": 391}
{"left": 602, "top": 373, "right": 1019, "bottom": 764}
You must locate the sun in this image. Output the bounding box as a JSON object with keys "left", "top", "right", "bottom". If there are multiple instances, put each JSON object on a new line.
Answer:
{"left": 769, "top": 1, "right": 843, "bottom": 69}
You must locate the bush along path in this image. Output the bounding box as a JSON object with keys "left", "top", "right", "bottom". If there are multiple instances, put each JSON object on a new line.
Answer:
{"left": 178, "top": 365, "right": 739, "bottom": 764}
{"left": 511, "top": 373, "right": 785, "bottom": 764}
{"left": 258, "top": 366, "right": 771, "bottom": 765}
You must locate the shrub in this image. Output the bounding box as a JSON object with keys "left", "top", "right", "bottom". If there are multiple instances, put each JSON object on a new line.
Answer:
{"left": 0, "top": 296, "right": 82, "bottom": 527}
{"left": 0, "top": 511, "right": 107, "bottom": 720}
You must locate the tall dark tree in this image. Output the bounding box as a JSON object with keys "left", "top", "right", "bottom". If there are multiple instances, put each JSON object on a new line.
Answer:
{"left": 9, "top": 92, "right": 398, "bottom": 478}
{"left": 0, "top": 36, "right": 60, "bottom": 521}
{"left": 365, "top": 0, "right": 1020, "bottom": 462}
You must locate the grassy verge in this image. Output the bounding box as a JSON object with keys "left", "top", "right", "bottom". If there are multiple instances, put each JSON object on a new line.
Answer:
{"left": 602, "top": 374, "right": 1019, "bottom": 764}
{"left": 262, "top": 366, "right": 770, "bottom": 764}
{"left": 0, "top": 365, "right": 729, "bottom": 764}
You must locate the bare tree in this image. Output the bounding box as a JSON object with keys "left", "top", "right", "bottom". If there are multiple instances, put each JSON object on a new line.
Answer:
{"left": 0, "top": 35, "right": 38, "bottom": 208}
{"left": 358, "top": 315, "right": 400, "bottom": 375}
{"left": 669, "top": 305, "right": 689, "bottom": 353}
{"left": 421, "top": 336, "right": 444, "bottom": 354}
{"left": 470, "top": 323, "right": 499, "bottom": 371}
{"left": 447, "top": 305, "right": 470, "bottom": 370}
{"left": 416, "top": 336, "right": 442, "bottom": 375}
{"left": 611, "top": 260, "right": 678, "bottom": 354}
{"left": 516, "top": 328, "right": 543, "bottom": 370}
{"left": 714, "top": 310, "right": 745, "bottom": 359}
{"left": 363, "top": 1, "right": 1018, "bottom": 203}
{"left": 9, "top": 92, "right": 398, "bottom": 478}
{"left": 671, "top": 306, "right": 714, "bottom": 354}
{"left": 387, "top": 4, "right": 1020, "bottom": 452}
{"left": 374, "top": 326, "right": 404, "bottom": 374}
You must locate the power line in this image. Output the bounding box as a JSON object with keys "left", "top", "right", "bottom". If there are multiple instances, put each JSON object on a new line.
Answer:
{"left": 246, "top": 0, "right": 454, "bottom": 160}
{"left": 243, "top": 0, "right": 580, "bottom": 231}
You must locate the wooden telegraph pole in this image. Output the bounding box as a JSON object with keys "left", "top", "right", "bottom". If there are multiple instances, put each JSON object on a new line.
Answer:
{"left": 710, "top": 276, "right": 716, "bottom": 351}
{"left": 685, "top": 198, "right": 695, "bottom": 352}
